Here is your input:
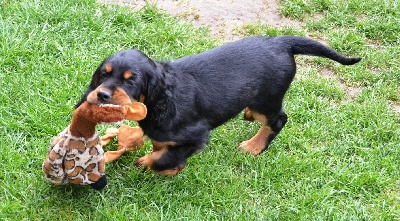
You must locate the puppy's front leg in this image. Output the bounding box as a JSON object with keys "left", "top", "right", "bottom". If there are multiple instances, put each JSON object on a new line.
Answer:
{"left": 134, "top": 141, "right": 186, "bottom": 176}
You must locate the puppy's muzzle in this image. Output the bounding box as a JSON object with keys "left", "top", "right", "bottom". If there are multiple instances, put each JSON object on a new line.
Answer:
{"left": 97, "top": 90, "right": 112, "bottom": 103}
{"left": 87, "top": 87, "right": 133, "bottom": 105}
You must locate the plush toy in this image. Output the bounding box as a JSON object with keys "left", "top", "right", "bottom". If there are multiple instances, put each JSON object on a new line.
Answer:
{"left": 42, "top": 89, "right": 146, "bottom": 190}
{"left": 100, "top": 124, "right": 144, "bottom": 163}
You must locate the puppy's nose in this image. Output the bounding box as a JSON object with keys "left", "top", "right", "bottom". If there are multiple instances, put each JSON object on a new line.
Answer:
{"left": 97, "top": 90, "right": 112, "bottom": 102}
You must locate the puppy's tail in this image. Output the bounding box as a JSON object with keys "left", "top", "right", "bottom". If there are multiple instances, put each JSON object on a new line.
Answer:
{"left": 280, "top": 36, "right": 362, "bottom": 65}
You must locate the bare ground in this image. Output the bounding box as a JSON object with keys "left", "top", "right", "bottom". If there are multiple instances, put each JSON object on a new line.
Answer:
{"left": 98, "top": 0, "right": 302, "bottom": 41}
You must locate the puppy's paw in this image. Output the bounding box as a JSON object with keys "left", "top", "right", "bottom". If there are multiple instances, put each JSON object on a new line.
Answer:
{"left": 238, "top": 139, "right": 265, "bottom": 156}
{"left": 134, "top": 154, "right": 185, "bottom": 176}
{"left": 134, "top": 155, "right": 151, "bottom": 171}
{"left": 155, "top": 164, "right": 186, "bottom": 176}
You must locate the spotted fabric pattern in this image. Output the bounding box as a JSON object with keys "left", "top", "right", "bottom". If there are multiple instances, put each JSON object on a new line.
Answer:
{"left": 42, "top": 126, "right": 105, "bottom": 185}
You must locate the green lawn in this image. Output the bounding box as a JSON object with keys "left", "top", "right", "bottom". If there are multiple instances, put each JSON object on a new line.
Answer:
{"left": 0, "top": 0, "right": 399, "bottom": 220}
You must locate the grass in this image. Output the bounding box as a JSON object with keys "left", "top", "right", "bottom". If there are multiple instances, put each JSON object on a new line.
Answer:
{"left": 0, "top": 0, "right": 399, "bottom": 220}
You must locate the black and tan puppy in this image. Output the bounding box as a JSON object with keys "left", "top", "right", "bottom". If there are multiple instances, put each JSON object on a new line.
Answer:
{"left": 77, "top": 36, "right": 361, "bottom": 176}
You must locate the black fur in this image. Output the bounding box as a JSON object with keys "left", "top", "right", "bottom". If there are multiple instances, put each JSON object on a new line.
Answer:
{"left": 77, "top": 36, "right": 361, "bottom": 174}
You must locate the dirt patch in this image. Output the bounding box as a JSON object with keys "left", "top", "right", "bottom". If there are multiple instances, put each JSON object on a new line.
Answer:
{"left": 392, "top": 104, "right": 400, "bottom": 114}
{"left": 98, "top": 0, "right": 302, "bottom": 41}
{"left": 320, "top": 67, "right": 338, "bottom": 80}
{"left": 345, "top": 87, "right": 362, "bottom": 97}
{"left": 319, "top": 67, "right": 362, "bottom": 98}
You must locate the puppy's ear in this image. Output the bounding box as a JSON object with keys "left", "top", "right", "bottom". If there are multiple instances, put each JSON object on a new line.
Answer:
{"left": 143, "top": 66, "right": 176, "bottom": 124}
{"left": 75, "top": 66, "right": 102, "bottom": 109}
{"left": 145, "top": 68, "right": 167, "bottom": 103}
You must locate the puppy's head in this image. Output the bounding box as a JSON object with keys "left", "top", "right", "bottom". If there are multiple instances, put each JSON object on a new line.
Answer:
{"left": 77, "top": 49, "right": 158, "bottom": 107}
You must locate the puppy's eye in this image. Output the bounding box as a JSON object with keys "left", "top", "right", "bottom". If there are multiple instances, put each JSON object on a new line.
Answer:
{"left": 124, "top": 79, "right": 134, "bottom": 86}
{"left": 100, "top": 71, "right": 108, "bottom": 79}
{"left": 100, "top": 64, "right": 113, "bottom": 79}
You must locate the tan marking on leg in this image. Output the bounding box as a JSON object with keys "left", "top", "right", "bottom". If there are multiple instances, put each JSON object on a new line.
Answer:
{"left": 152, "top": 141, "right": 176, "bottom": 151}
{"left": 134, "top": 148, "right": 166, "bottom": 170}
{"left": 139, "top": 94, "right": 145, "bottom": 103}
{"left": 134, "top": 141, "right": 183, "bottom": 176}
{"left": 156, "top": 164, "right": 186, "bottom": 176}
{"left": 238, "top": 126, "right": 272, "bottom": 156}
{"left": 134, "top": 141, "right": 170, "bottom": 169}
{"left": 238, "top": 111, "right": 273, "bottom": 156}
{"left": 244, "top": 107, "right": 255, "bottom": 121}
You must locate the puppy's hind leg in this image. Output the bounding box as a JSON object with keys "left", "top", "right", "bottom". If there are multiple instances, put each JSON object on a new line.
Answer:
{"left": 238, "top": 109, "right": 287, "bottom": 156}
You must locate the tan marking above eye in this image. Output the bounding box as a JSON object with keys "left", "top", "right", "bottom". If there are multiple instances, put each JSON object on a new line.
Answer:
{"left": 123, "top": 70, "right": 133, "bottom": 79}
{"left": 105, "top": 64, "right": 112, "bottom": 73}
